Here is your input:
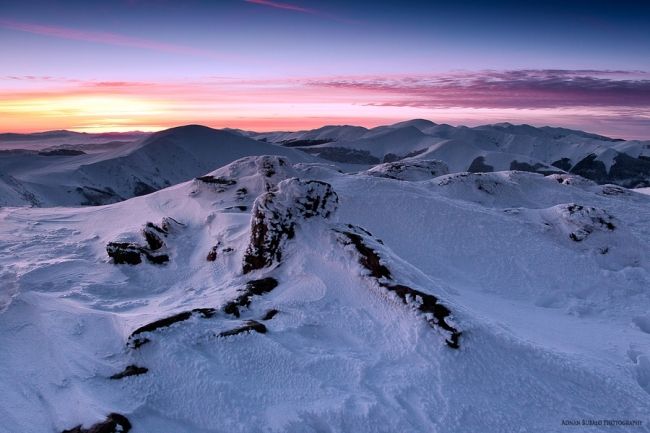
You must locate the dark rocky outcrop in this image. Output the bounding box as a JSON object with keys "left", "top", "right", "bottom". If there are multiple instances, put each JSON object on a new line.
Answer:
{"left": 206, "top": 245, "right": 219, "bottom": 261}
{"left": 335, "top": 225, "right": 461, "bottom": 349}
{"left": 242, "top": 178, "right": 338, "bottom": 273}
{"left": 223, "top": 278, "right": 279, "bottom": 318}
{"left": 382, "top": 284, "right": 461, "bottom": 349}
{"left": 365, "top": 160, "right": 449, "bottom": 181}
{"left": 261, "top": 309, "right": 279, "bottom": 321}
{"left": 107, "top": 218, "right": 181, "bottom": 265}
{"left": 196, "top": 175, "right": 237, "bottom": 186}
{"left": 563, "top": 204, "right": 616, "bottom": 242}
{"left": 128, "top": 308, "right": 216, "bottom": 348}
{"left": 110, "top": 365, "right": 148, "bottom": 380}
{"left": 600, "top": 185, "right": 631, "bottom": 196}
{"left": 437, "top": 172, "right": 502, "bottom": 195}
{"left": 336, "top": 230, "right": 391, "bottom": 279}
{"left": 106, "top": 242, "right": 145, "bottom": 265}
{"left": 61, "top": 413, "right": 131, "bottom": 433}
{"left": 218, "top": 320, "right": 267, "bottom": 337}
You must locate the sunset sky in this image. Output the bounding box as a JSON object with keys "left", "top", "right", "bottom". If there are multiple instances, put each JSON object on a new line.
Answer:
{"left": 1, "top": 0, "right": 649, "bottom": 138}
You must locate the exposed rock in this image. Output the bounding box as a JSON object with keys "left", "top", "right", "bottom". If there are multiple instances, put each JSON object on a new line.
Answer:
{"left": 364, "top": 159, "right": 449, "bottom": 181}
{"left": 336, "top": 230, "right": 391, "bottom": 279}
{"left": 223, "top": 278, "right": 279, "bottom": 318}
{"left": 437, "top": 172, "right": 502, "bottom": 195}
{"left": 600, "top": 185, "right": 631, "bottom": 196}
{"left": 142, "top": 222, "right": 166, "bottom": 250}
{"left": 106, "top": 242, "right": 143, "bottom": 265}
{"left": 261, "top": 309, "right": 279, "bottom": 321}
{"left": 206, "top": 245, "right": 219, "bottom": 261}
{"left": 107, "top": 218, "right": 180, "bottom": 265}
{"left": 544, "top": 203, "right": 616, "bottom": 243}
{"left": 128, "top": 308, "right": 216, "bottom": 347}
{"left": 61, "top": 413, "right": 131, "bottom": 433}
{"left": 242, "top": 178, "right": 338, "bottom": 273}
{"left": 546, "top": 173, "right": 595, "bottom": 186}
{"left": 383, "top": 284, "right": 461, "bottom": 349}
{"left": 110, "top": 365, "right": 148, "bottom": 380}
{"left": 335, "top": 225, "right": 461, "bottom": 349}
{"left": 218, "top": 320, "right": 267, "bottom": 337}
{"left": 195, "top": 175, "right": 237, "bottom": 186}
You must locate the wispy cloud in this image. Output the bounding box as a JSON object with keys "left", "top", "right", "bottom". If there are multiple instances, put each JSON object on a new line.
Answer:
{"left": 2, "top": 70, "right": 650, "bottom": 138}
{"left": 308, "top": 70, "right": 650, "bottom": 109}
{"left": 0, "top": 18, "right": 226, "bottom": 60}
{"left": 243, "top": 0, "right": 356, "bottom": 23}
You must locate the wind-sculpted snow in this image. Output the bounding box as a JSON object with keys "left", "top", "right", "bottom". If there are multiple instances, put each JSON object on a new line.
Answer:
{"left": 363, "top": 159, "right": 449, "bottom": 181}
{"left": 242, "top": 178, "right": 338, "bottom": 273}
{"left": 334, "top": 224, "right": 461, "bottom": 348}
{"left": 1, "top": 150, "right": 650, "bottom": 433}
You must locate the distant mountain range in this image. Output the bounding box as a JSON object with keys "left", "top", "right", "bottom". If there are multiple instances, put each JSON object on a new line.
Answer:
{"left": 1, "top": 120, "right": 649, "bottom": 206}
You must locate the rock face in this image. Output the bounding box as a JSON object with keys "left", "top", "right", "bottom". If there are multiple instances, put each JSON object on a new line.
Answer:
{"left": 364, "top": 159, "right": 449, "bottom": 181}
{"left": 107, "top": 217, "right": 181, "bottom": 265}
{"left": 242, "top": 178, "right": 338, "bottom": 273}
{"left": 192, "top": 155, "right": 299, "bottom": 199}
{"left": 218, "top": 320, "right": 267, "bottom": 337}
{"left": 223, "top": 278, "right": 279, "bottom": 318}
{"left": 547, "top": 203, "right": 616, "bottom": 242}
{"left": 110, "top": 365, "right": 148, "bottom": 380}
{"left": 334, "top": 225, "right": 461, "bottom": 349}
{"left": 61, "top": 413, "right": 131, "bottom": 433}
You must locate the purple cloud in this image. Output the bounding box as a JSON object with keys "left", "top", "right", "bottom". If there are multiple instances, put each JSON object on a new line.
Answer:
{"left": 308, "top": 70, "right": 650, "bottom": 109}
{"left": 0, "top": 18, "right": 226, "bottom": 60}
{"left": 243, "top": 0, "right": 357, "bottom": 24}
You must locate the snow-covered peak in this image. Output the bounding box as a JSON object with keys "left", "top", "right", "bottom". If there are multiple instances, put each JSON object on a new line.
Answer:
{"left": 364, "top": 159, "right": 450, "bottom": 181}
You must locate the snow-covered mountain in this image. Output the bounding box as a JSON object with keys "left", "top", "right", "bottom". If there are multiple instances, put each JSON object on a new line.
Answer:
{"left": 0, "top": 125, "right": 316, "bottom": 206}
{"left": 3, "top": 121, "right": 649, "bottom": 208}
{"left": 1, "top": 154, "right": 649, "bottom": 433}
{"left": 253, "top": 120, "right": 650, "bottom": 188}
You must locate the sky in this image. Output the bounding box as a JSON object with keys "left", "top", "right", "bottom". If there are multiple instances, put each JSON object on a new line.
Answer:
{"left": 1, "top": 0, "right": 649, "bottom": 138}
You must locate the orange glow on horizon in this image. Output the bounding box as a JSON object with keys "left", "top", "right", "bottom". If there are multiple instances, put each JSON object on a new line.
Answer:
{"left": 1, "top": 75, "right": 648, "bottom": 139}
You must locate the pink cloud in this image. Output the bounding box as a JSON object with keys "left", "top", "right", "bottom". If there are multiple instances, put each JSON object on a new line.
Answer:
{"left": 245, "top": 0, "right": 317, "bottom": 14}
{"left": 0, "top": 18, "right": 226, "bottom": 60}
{"left": 243, "top": 0, "right": 357, "bottom": 24}
{"left": 308, "top": 70, "right": 650, "bottom": 109}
